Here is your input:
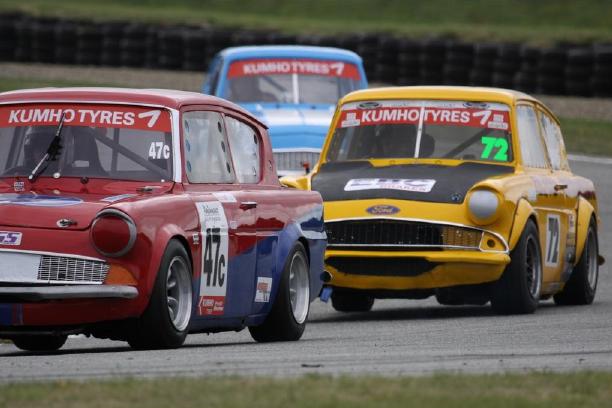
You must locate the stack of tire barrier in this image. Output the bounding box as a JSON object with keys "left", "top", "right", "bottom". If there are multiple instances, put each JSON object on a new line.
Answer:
{"left": 592, "top": 46, "right": 612, "bottom": 97}
{"left": 1, "top": 12, "right": 612, "bottom": 97}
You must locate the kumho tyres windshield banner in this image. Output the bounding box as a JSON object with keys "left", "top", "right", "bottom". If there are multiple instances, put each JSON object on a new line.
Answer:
{"left": 228, "top": 59, "right": 361, "bottom": 80}
{"left": 338, "top": 100, "right": 511, "bottom": 130}
{"left": 0, "top": 104, "right": 172, "bottom": 132}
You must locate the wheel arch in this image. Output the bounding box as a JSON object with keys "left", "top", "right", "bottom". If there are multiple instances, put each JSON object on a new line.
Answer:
{"left": 144, "top": 224, "right": 194, "bottom": 299}
{"left": 508, "top": 198, "right": 538, "bottom": 251}
{"left": 575, "top": 197, "right": 597, "bottom": 265}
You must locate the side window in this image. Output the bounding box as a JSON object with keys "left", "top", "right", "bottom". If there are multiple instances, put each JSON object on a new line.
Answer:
{"left": 182, "top": 111, "right": 234, "bottom": 183}
{"left": 516, "top": 105, "right": 549, "bottom": 169}
{"left": 539, "top": 110, "right": 570, "bottom": 171}
{"left": 225, "top": 116, "right": 261, "bottom": 183}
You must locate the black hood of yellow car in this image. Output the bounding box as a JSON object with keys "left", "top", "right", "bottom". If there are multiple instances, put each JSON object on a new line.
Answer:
{"left": 311, "top": 161, "right": 513, "bottom": 204}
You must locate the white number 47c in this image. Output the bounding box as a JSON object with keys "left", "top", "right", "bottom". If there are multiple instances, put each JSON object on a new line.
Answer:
{"left": 148, "top": 142, "right": 170, "bottom": 160}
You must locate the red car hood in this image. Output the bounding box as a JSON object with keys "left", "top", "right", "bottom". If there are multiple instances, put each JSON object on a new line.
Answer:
{"left": 0, "top": 179, "right": 173, "bottom": 231}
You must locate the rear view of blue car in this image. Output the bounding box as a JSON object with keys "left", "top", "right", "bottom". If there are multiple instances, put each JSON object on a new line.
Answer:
{"left": 203, "top": 45, "right": 368, "bottom": 176}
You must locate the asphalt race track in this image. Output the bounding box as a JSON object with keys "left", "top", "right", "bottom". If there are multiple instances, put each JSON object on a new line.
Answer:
{"left": 1, "top": 157, "right": 611, "bottom": 382}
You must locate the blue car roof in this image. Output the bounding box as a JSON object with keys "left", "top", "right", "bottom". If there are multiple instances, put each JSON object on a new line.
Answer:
{"left": 218, "top": 45, "right": 363, "bottom": 63}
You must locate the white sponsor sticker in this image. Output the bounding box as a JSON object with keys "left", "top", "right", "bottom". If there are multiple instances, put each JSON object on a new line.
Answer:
{"left": 196, "top": 201, "right": 230, "bottom": 316}
{"left": 545, "top": 214, "right": 561, "bottom": 267}
{"left": 0, "top": 231, "right": 22, "bottom": 246}
{"left": 340, "top": 111, "right": 361, "bottom": 128}
{"left": 487, "top": 121, "right": 509, "bottom": 130}
{"left": 254, "top": 277, "right": 273, "bottom": 303}
{"left": 344, "top": 178, "right": 436, "bottom": 193}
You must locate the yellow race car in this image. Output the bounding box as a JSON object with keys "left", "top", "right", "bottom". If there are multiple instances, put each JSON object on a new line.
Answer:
{"left": 283, "top": 86, "right": 604, "bottom": 314}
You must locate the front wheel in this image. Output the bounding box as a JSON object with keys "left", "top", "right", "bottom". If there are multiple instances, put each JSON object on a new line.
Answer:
{"left": 128, "top": 240, "right": 193, "bottom": 350}
{"left": 491, "top": 220, "right": 542, "bottom": 314}
{"left": 554, "top": 221, "right": 599, "bottom": 305}
{"left": 249, "top": 242, "right": 310, "bottom": 342}
{"left": 12, "top": 335, "right": 67, "bottom": 352}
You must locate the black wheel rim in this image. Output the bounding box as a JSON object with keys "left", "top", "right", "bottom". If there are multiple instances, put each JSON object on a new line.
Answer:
{"left": 525, "top": 235, "right": 542, "bottom": 299}
{"left": 586, "top": 229, "right": 599, "bottom": 289}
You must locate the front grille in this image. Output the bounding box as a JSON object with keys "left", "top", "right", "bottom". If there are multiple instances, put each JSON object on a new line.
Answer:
{"left": 327, "top": 256, "right": 437, "bottom": 277}
{"left": 326, "top": 219, "right": 482, "bottom": 250}
{"left": 273, "top": 151, "right": 320, "bottom": 172}
{"left": 37, "top": 255, "right": 109, "bottom": 284}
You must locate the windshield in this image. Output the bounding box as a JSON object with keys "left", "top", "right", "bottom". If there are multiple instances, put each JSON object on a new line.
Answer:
{"left": 0, "top": 104, "right": 173, "bottom": 181}
{"left": 223, "top": 58, "right": 362, "bottom": 104}
{"left": 327, "top": 100, "right": 513, "bottom": 163}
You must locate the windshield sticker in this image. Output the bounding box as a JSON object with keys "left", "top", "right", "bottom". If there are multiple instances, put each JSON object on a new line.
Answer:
{"left": 228, "top": 59, "right": 361, "bottom": 80}
{"left": 13, "top": 181, "right": 25, "bottom": 192}
{"left": 0, "top": 105, "right": 171, "bottom": 132}
{"left": 0, "top": 193, "right": 82, "bottom": 207}
{"left": 345, "top": 178, "right": 436, "bottom": 193}
{"left": 338, "top": 107, "right": 509, "bottom": 129}
{"left": 480, "top": 136, "right": 509, "bottom": 161}
{"left": 148, "top": 142, "right": 171, "bottom": 159}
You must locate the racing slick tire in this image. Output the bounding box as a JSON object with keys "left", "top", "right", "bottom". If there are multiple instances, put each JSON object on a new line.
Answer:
{"left": 12, "top": 335, "right": 67, "bottom": 352}
{"left": 491, "top": 220, "right": 542, "bottom": 314}
{"left": 249, "top": 242, "right": 310, "bottom": 342}
{"left": 128, "top": 240, "right": 193, "bottom": 350}
{"left": 331, "top": 292, "right": 375, "bottom": 312}
{"left": 554, "top": 221, "right": 599, "bottom": 305}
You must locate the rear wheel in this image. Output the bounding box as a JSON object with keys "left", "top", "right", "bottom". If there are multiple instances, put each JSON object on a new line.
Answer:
{"left": 12, "top": 335, "right": 67, "bottom": 352}
{"left": 554, "top": 221, "right": 599, "bottom": 305}
{"left": 249, "top": 242, "right": 310, "bottom": 342}
{"left": 491, "top": 220, "right": 542, "bottom": 314}
{"left": 331, "top": 292, "right": 374, "bottom": 312}
{"left": 128, "top": 240, "right": 193, "bottom": 350}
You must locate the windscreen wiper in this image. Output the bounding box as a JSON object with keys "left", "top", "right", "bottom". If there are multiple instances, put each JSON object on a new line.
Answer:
{"left": 28, "top": 113, "right": 66, "bottom": 182}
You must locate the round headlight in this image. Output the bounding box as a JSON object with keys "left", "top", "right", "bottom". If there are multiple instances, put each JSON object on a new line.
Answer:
{"left": 90, "top": 209, "right": 137, "bottom": 257}
{"left": 468, "top": 189, "right": 500, "bottom": 224}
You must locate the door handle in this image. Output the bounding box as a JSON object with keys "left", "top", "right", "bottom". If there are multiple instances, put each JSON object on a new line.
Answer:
{"left": 554, "top": 184, "right": 568, "bottom": 191}
{"left": 239, "top": 201, "right": 258, "bottom": 210}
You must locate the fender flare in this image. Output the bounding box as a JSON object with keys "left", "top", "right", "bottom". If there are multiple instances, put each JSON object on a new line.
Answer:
{"left": 508, "top": 198, "right": 537, "bottom": 251}
{"left": 144, "top": 224, "right": 192, "bottom": 299}
{"left": 575, "top": 196, "right": 596, "bottom": 264}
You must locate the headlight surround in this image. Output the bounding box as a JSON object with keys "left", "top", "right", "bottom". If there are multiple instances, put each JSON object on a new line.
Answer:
{"left": 90, "top": 209, "right": 137, "bottom": 257}
{"left": 467, "top": 189, "right": 501, "bottom": 225}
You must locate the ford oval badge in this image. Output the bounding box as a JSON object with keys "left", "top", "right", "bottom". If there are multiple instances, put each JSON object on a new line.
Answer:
{"left": 366, "top": 205, "right": 400, "bottom": 215}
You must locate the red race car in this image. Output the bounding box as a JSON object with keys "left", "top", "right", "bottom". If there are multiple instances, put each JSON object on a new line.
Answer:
{"left": 0, "top": 88, "right": 326, "bottom": 351}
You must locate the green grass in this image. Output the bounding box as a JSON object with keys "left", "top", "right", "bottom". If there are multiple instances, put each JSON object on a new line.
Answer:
{"left": 561, "top": 117, "right": 612, "bottom": 157}
{"left": 2, "top": 0, "right": 612, "bottom": 44}
{"left": 1, "top": 372, "right": 611, "bottom": 408}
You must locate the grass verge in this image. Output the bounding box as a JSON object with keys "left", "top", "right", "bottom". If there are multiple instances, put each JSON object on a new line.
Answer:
{"left": 1, "top": 0, "right": 612, "bottom": 45}
{"left": 1, "top": 372, "right": 612, "bottom": 408}
{"left": 560, "top": 117, "right": 612, "bottom": 158}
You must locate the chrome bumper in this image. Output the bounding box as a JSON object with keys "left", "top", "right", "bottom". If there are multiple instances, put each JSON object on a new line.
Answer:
{"left": 0, "top": 285, "right": 138, "bottom": 301}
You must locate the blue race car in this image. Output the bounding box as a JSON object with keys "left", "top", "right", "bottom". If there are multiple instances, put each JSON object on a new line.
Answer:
{"left": 203, "top": 45, "right": 368, "bottom": 176}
